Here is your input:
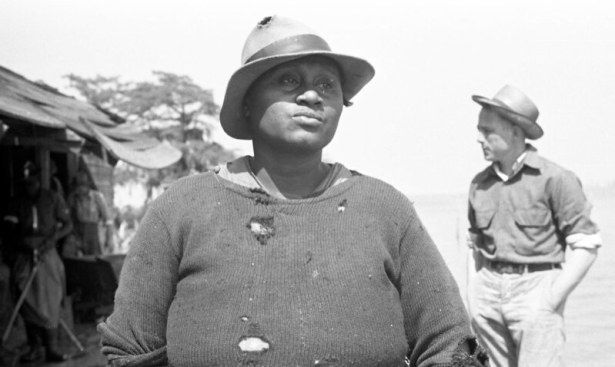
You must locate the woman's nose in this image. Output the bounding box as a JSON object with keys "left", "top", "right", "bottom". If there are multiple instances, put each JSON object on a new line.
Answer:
{"left": 296, "top": 89, "right": 322, "bottom": 106}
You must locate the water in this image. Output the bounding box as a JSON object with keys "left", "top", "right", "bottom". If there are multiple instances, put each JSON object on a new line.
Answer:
{"left": 411, "top": 188, "right": 615, "bottom": 367}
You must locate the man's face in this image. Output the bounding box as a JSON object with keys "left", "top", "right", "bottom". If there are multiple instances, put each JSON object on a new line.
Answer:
{"left": 476, "top": 107, "right": 516, "bottom": 162}
{"left": 244, "top": 55, "right": 344, "bottom": 154}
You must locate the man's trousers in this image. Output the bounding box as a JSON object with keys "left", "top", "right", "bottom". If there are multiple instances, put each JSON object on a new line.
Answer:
{"left": 468, "top": 265, "right": 565, "bottom": 367}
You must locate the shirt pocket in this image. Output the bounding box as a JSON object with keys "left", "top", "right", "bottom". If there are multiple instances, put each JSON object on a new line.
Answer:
{"left": 513, "top": 207, "right": 552, "bottom": 243}
{"left": 474, "top": 209, "right": 495, "bottom": 230}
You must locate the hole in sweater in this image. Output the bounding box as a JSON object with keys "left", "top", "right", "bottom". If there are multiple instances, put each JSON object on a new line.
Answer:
{"left": 314, "top": 356, "right": 340, "bottom": 366}
{"left": 257, "top": 16, "right": 273, "bottom": 28}
{"left": 337, "top": 199, "right": 347, "bottom": 213}
{"left": 249, "top": 188, "right": 272, "bottom": 205}
{"left": 247, "top": 216, "right": 275, "bottom": 245}
{"left": 238, "top": 336, "right": 270, "bottom": 353}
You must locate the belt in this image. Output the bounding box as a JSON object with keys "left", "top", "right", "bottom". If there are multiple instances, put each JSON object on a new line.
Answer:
{"left": 486, "top": 260, "right": 561, "bottom": 274}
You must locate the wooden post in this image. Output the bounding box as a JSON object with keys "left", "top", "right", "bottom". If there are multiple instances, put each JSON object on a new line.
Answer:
{"left": 38, "top": 148, "right": 50, "bottom": 190}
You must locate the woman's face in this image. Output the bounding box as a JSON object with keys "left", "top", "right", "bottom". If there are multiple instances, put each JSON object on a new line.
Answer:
{"left": 244, "top": 55, "right": 344, "bottom": 155}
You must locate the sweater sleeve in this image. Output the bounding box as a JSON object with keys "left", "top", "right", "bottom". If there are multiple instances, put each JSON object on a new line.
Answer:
{"left": 98, "top": 205, "right": 179, "bottom": 367}
{"left": 399, "top": 204, "right": 485, "bottom": 367}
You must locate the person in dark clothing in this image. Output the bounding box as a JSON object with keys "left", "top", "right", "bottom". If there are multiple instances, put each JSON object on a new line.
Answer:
{"left": 2, "top": 161, "right": 73, "bottom": 363}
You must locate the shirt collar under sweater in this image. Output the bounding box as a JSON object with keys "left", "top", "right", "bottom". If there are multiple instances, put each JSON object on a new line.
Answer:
{"left": 215, "top": 156, "right": 351, "bottom": 200}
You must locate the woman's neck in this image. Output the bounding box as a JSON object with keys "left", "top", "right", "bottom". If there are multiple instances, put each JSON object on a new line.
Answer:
{"left": 250, "top": 150, "right": 330, "bottom": 199}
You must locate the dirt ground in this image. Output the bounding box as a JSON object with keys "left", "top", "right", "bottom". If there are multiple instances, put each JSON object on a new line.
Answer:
{"left": 2, "top": 322, "right": 106, "bottom": 367}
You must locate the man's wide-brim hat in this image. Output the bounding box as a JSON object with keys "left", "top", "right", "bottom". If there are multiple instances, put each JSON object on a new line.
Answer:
{"left": 220, "top": 15, "right": 375, "bottom": 140}
{"left": 472, "top": 85, "right": 544, "bottom": 140}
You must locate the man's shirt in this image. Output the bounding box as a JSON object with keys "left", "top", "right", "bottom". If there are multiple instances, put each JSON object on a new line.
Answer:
{"left": 68, "top": 189, "right": 110, "bottom": 224}
{"left": 468, "top": 145, "right": 601, "bottom": 264}
{"left": 3, "top": 188, "right": 71, "bottom": 242}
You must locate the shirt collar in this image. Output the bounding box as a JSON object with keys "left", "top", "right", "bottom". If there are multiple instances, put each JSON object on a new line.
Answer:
{"left": 491, "top": 144, "right": 541, "bottom": 181}
{"left": 521, "top": 144, "right": 541, "bottom": 170}
{"left": 215, "top": 155, "right": 351, "bottom": 199}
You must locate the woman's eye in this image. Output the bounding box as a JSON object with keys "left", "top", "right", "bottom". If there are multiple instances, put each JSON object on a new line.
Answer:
{"left": 280, "top": 75, "right": 299, "bottom": 87}
{"left": 316, "top": 78, "right": 339, "bottom": 92}
{"left": 318, "top": 81, "right": 332, "bottom": 90}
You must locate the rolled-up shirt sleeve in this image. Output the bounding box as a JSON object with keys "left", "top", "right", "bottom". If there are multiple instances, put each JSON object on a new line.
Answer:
{"left": 549, "top": 170, "right": 601, "bottom": 249}
{"left": 566, "top": 232, "right": 603, "bottom": 250}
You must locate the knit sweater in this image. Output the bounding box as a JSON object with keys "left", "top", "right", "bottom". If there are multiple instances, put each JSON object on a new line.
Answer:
{"left": 99, "top": 171, "right": 475, "bottom": 367}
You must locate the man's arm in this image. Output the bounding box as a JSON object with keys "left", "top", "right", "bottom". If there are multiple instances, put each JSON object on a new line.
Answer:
{"left": 547, "top": 170, "right": 602, "bottom": 310}
{"left": 56, "top": 193, "right": 73, "bottom": 239}
{"left": 54, "top": 215, "right": 73, "bottom": 241}
{"left": 40, "top": 193, "right": 73, "bottom": 253}
{"left": 548, "top": 245, "right": 598, "bottom": 310}
{"left": 466, "top": 201, "right": 486, "bottom": 272}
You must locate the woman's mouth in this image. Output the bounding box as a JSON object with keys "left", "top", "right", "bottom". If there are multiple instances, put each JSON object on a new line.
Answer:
{"left": 293, "top": 112, "right": 324, "bottom": 125}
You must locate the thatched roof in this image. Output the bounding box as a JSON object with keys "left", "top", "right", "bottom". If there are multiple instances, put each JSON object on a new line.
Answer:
{"left": 0, "top": 66, "right": 181, "bottom": 169}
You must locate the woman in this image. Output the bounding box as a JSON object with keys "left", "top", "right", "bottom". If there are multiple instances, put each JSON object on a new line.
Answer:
{"left": 99, "top": 15, "right": 487, "bottom": 367}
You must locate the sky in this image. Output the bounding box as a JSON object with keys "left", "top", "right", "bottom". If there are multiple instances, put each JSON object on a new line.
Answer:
{"left": 2, "top": 0, "right": 614, "bottom": 196}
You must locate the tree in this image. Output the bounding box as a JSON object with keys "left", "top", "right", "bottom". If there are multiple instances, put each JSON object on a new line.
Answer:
{"left": 65, "top": 71, "right": 238, "bottom": 196}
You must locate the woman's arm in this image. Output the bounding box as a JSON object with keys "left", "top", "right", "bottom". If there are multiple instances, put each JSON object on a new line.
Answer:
{"left": 98, "top": 206, "right": 179, "bottom": 367}
{"left": 399, "top": 205, "right": 488, "bottom": 367}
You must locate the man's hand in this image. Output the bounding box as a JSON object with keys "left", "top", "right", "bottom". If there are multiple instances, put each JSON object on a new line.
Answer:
{"left": 547, "top": 247, "right": 598, "bottom": 310}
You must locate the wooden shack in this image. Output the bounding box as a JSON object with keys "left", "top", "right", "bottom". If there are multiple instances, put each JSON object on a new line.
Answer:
{"left": 0, "top": 66, "right": 183, "bottom": 347}
{"left": 0, "top": 65, "right": 182, "bottom": 209}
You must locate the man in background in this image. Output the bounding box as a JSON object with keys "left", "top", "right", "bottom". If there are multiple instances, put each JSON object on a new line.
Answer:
{"left": 2, "top": 161, "right": 73, "bottom": 363}
{"left": 67, "top": 171, "right": 114, "bottom": 256}
{"left": 467, "top": 85, "right": 602, "bottom": 366}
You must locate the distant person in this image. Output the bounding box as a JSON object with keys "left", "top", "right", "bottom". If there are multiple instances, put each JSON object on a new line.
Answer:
{"left": 98, "top": 15, "right": 488, "bottom": 366}
{"left": 467, "top": 85, "right": 602, "bottom": 366}
{"left": 2, "top": 161, "right": 73, "bottom": 363}
{"left": 67, "top": 171, "right": 114, "bottom": 255}
{"left": 49, "top": 159, "right": 65, "bottom": 199}
{"left": 116, "top": 206, "right": 139, "bottom": 254}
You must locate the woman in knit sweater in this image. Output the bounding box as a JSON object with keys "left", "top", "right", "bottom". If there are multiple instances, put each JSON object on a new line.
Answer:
{"left": 98, "top": 15, "right": 488, "bottom": 367}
